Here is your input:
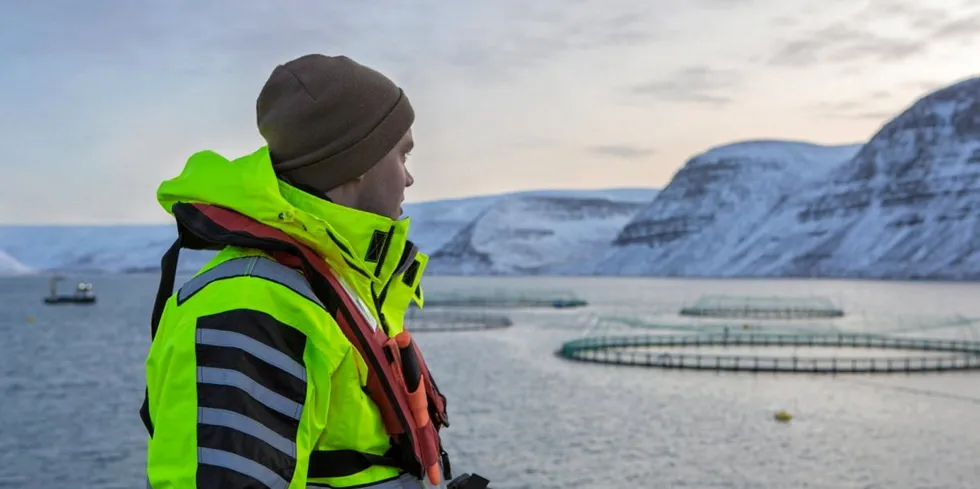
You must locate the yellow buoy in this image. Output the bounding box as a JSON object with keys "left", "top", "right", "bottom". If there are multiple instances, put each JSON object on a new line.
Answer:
{"left": 773, "top": 410, "right": 792, "bottom": 422}
{"left": 26, "top": 315, "right": 35, "bottom": 323}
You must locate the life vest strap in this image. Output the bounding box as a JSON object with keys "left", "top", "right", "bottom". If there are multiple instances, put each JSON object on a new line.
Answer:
{"left": 307, "top": 449, "right": 401, "bottom": 479}
{"left": 141, "top": 233, "right": 185, "bottom": 437}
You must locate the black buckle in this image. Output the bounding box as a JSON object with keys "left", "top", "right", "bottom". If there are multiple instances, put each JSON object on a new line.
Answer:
{"left": 447, "top": 473, "right": 490, "bottom": 489}
{"left": 440, "top": 448, "right": 452, "bottom": 481}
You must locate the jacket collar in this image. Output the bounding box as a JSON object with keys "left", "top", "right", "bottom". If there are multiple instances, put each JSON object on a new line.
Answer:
{"left": 156, "top": 146, "right": 417, "bottom": 288}
{"left": 277, "top": 180, "right": 415, "bottom": 287}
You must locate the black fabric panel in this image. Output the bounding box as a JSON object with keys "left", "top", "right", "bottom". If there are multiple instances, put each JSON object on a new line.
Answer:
{"left": 198, "top": 424, "right": 296, "bottom": 482}
{"left": 197, "top": 462, "right": 276, "bottom": 489}
{"left": 197, "top": 309, "right": 307, "bottom": 367}
{"left": 196, "top": 344, "right": 307, "bottom": 405}
{"left": 402, "top": 260, "right": 420, "bottom": 286}
{"left": 197, "top": 383, "right": 301, "bottom": 441}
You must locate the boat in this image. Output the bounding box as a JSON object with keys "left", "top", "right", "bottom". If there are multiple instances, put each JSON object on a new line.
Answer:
{"left": 43, "top": 276, "right": 97, "bottom": 304}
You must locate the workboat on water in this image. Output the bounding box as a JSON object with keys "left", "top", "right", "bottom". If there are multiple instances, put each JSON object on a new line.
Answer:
{"left": 43, "top": 276, "right": 97, "bottom": 304}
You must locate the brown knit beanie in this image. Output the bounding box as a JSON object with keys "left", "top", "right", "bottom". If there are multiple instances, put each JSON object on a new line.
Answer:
{"left": 256, "top": 54, "right": 414, "bottom": 191}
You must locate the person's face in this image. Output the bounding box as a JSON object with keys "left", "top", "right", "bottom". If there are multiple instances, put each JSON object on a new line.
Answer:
{"left": 351, "top": 128, "right": 415, "bottom": 220}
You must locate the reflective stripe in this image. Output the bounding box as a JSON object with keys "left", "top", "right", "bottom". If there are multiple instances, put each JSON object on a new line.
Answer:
{"left": 392, "top": 244, "right": 418, "bottom": 278}
{"left": 194, "top": 309, "right": 307, "bottom": 487}
{"left": 336, "top": 274, "right": 379, "bottom": 332}
{"left": 197, "top": 328, "right": 307, "bottom": 382}
{"left": 199, "top": 447, "right": 290, "bottom": 489}
{"left": 198, "top": 367, "right": 304, "bottom": 420}
{"left": 177, "top": 255, "right": 322, "bottom": 307}
{"left": 199, "top": 407, "right": 297, "bottom": 458}
{"left": 308, "top": 473, "right": 424, "bottom": 489}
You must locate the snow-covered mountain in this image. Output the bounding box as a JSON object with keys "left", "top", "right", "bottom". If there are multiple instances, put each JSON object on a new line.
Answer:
{"left": 0, "top": 249, "right": 34, "bottom": 276}
{"left": 594, "top": 141, "right": 862, "bottom": 275}
{"left": 404, "top": 188, "right": 652, "bottom": 254}
{"left": 597, "top": 75, "right": 980, "bottom": 280}
{"left": 6, "top": 75, "right": 980, "bottom": 280}
{"left": 0, "top": 225, "right": 196, "bottom": 275}
{"left": 717, "top": 76, "right": 980, "bottom": 279}
{"left": 0, "top": 188, "right": 657, "bottom": 275}
{"left": 427, "top": 189, "right": 658, "bottom": 275}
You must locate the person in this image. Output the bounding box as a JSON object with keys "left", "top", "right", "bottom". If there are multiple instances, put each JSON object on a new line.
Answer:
{"left": 140, "top": 54, "right": 472, "bottom": 489}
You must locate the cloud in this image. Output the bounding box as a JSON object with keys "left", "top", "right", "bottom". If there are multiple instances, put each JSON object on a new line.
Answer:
{"left": 851, "top": 110, "right": 898, "bottom": 120}
{"left": 769, "top": 3, "right": 980, "bottom": 68}
{"left": 853, "top": 0, "right": 951, "bottom": 30}
{"left": 628, "top": 66, "right": 742, "bottom": 106}
{"left": 694, "top": 0, "right": 756, "bottom": 9}
{"left": 930, "top": 11, "right": 980, "bottom": 44}
{"left": 821, "top": 110, "right": 896, "bottom": 121}
{"left": 769, "top": 23, "right": 925, "bottom": 67}
{"left": 814, "top": 100, "right": 865, "bottom": 112}
{"left": 770, "top": 15, "right": 802, "bottom": 28}
{"left": 391, "top": 0, "right": 662, "bottom": 85}
{"left": 588, "top": 144, "right": 657, "bottom": 159}
{"left": 901, "top": 80, "right": 951, "bottom": 93}
{"left": 808, "top": 93, "right": 903, "bottom": 121}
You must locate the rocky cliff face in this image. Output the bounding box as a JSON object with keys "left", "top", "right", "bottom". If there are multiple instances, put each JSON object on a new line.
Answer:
{"left": 594, "top": 141, "right": 862, "bottom": 276}
{"left": 721, "top": 77, "right": 980, "bottom": 279}
{"left": 597, "top": 76, "right": 980, "bottom": 279}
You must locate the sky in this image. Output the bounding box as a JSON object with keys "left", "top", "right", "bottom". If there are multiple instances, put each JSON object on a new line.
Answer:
{"left": 2, "top": 0, "right": 979, "bottom": 224}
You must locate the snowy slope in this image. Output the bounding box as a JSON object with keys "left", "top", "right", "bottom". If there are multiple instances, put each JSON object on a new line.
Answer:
{"left": 718, "top": 76, "right": 980, "bottom": 279}
{"left": 405, "top": 188, "right": 652, "bottom": 253}
{"left": 0, "top": 225, "right": 210, "bottom": 274}
{"left": 427, "top": 189, "right": 658, "bottom": 275}
{"left": 0, "top": 249, "right": 35, "bottom": 276}
{"left": 594, "top": 140, "right": 862, "bottom": 276}
{"left": 0, "top": 188, "right": 656, "bottom": 275}
{"left": 6, "top": 77, "right": 979, "bottom": 279}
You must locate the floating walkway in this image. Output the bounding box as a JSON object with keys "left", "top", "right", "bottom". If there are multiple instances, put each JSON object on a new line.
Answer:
{"left": 557, "top": 333, "right": 980, "bottom": 374}
{"left": 421, "top": 288, "right": 587, "bottom": 309}
{"left": 599, "top": 315, "right": 842, "bottom": 335}
{"left": 404, "top": 308, "right": 513, "bottom": 333}
{"left": 679, "top": 294, "right": 844, "bottom": 319}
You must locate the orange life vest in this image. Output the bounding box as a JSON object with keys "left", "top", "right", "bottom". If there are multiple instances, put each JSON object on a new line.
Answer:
{"left": 140, "top": 202, "right": 451, "bottom": 485}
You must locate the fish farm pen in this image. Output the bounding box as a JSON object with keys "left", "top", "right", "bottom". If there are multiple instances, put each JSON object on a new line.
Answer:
{"left": 597, "top": 315, "right": 844, "bottom": 335}
{"left": 557, "top": 333, "right": 980, "bottom": 374}
{"left": 404, "top": 307, "right": 514, "bottom": 333}
{"left": 421, "top": 288, "right": 587, "bottom": 309}
{"left": 679, "top": 294, "right": 845, "bottom": 319}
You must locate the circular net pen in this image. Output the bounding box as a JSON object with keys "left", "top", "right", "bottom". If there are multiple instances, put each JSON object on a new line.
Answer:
{"left": 404, "top": 307, "right": 514, "bottom": 333}
{"left": 679, "top": 295, "right": 844, "bottom": 320}
{"left": 597, "top": 315, "right": 843, "bottom": 335}
{"left": 557, "top": 333, "right": 980, "bottom": 374}
{"left": 421, "top": 288, "right": 587, "bottom": 309}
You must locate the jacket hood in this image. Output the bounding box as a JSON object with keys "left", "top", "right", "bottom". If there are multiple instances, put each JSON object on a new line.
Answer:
{"left": 157, "top": 147, "right": 416, "bottom": 287}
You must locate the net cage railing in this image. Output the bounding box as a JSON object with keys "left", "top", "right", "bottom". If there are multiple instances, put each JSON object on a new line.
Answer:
{"left": 557, "top": 333, "right": 980, "bottom": 373}
{"left": 595, "top": 310, "right": 980, "bottom": 338}
{"left": 679, "top": 295, "right": 845, "bottom": 319}
{"left": 597, "top": 315, "right": 844, "bottom": 335}
{"left": 404, "top": 307, "right": 514, "bottom": 332}
{"left": 420, "top": 288, "right": 587, "bottom": 309}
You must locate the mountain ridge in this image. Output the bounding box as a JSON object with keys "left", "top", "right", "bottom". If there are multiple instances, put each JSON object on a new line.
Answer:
{"left": 5, "top": 75, "right": 980, "bottom": 280}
